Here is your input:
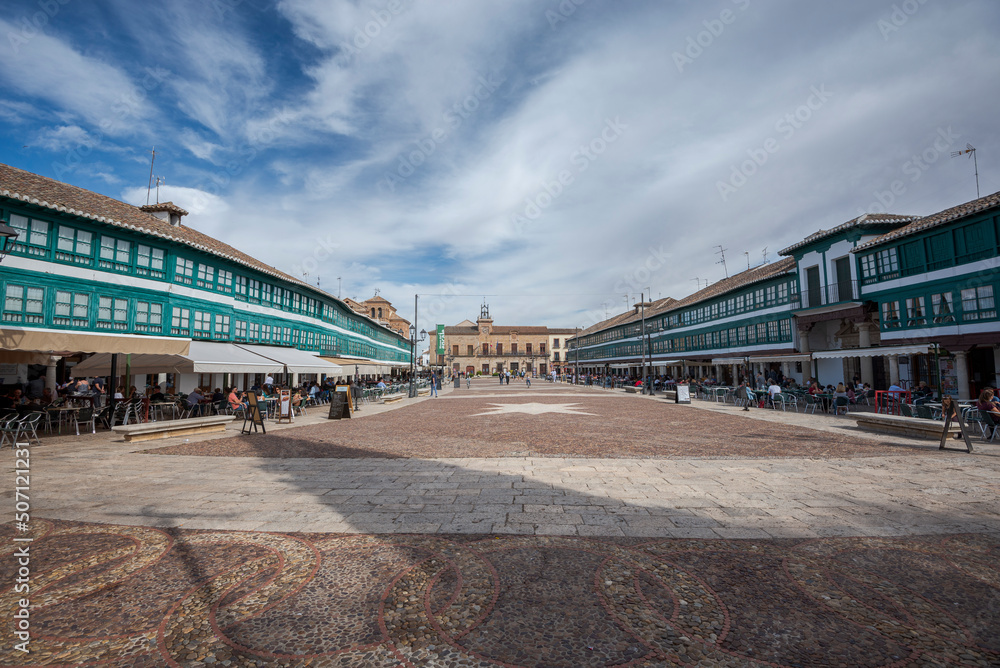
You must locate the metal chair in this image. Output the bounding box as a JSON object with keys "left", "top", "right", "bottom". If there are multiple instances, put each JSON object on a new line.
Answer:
{"left": 803, "top": 394, "right": 818, "bottom": 414}
{"left": 14, "top": 413, "right": 43, "bottom": 446}
{"left": 74, "top": 406, "right": 97, "bottom": 435}
{"left": 833, "top": 396, "right": 849, "bottom": 415}
{"left": 779, "top": 393, "right": 798, "bottom": 412}
{"left": 0, "top": 414, "right": 23, "bottom": 447}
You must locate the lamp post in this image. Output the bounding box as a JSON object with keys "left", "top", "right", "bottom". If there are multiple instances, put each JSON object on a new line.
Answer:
{"left": 408, "top": 324, "right": 427, "bottom": 398}
{"left": 573, "top": 327, "right": 580, "bottom": 385}
{"left": 0, "top": 221, "right": 19, "bottom": 263}
{"left": 354, "top": 363, "right": 360, "bottom": 412}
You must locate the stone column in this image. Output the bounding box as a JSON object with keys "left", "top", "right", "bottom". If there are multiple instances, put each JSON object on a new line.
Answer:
{"left": 781, "top": 361, "right": 791, "bottom": 380}
{"left": 291, "top": 372, "right": 299, "bottom": 388}
{"left": 797, "top": 326, "right": 811, "bottom": 354}
{"left": 857, "top": 322, "right": 874, "bottom": 386}
{"left": 45, "top": 356, "right": 59, "bottom": 392}
{"left": 888, "top": 355, "right": 900, "bottom": 388}
{"left": 954, "top": 351, "right": 970, "bottom": 400}
{"left": 731, "top": 363, "right": 738, "bottom": 385}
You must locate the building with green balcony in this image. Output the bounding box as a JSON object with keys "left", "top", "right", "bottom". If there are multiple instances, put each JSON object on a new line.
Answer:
{"left": 0, "top": 163, "right": 411, "bottom": 393}
{"left": 853, "top": 191, "right": 1000, "bottom": 398}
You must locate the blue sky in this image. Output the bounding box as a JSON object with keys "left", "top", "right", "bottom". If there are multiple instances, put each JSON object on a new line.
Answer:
{"left": 2, "top": 0, "right": 999, "bottom": 333}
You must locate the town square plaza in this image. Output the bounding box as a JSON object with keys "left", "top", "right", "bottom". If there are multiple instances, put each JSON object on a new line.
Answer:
{"left": 2, "top": 379, "right": 999, "bottom": 667}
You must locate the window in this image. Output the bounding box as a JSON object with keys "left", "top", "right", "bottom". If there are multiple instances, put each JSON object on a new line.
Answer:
{"left": 171, "top": 307, "right": 190, "bottom": 335}
{"left": 99, "top": 237, "right": 131, "bottom": 271}
{"left": 8, "top": 214, "right": 49, "bottom": 256}
{"left": 260, "top": 322, "right": 270, "bottom": 342}
{"left": 779, "top": 319, "right": 791, "bottom": 339}
{"left": 777, "top": 283, "right": 788, "bottom": 302}
{"left": 452, "top": 344, "right": 459, "bottom": 356}
{"left": 876, "top": 248, "right": 899, "bottom": 276}
{"left": 860, "top": 253, "right": 877, "bottom": 280}
{"left": 961, "top": 286, "right": 996, "bottom": 321}
{"left": 56, "top": 226, "right": 93, "bottom": 263}
{"left": 261, "top": 282, "right": 271, "bottom": 303}
{"left": 539, "top": 343, "right": 546, "bottom": 354}
{"left": 765, "top": 286, "right": 776, "bottom": 306}
{"left": 905, "top": 296, "right": 926, "bottom": 327}
{"left": 175, "top": 258, "right": 194, "bottom": 284}
{"left": 467, "top": 344, "right": 474, "bottom": 356}
{"left": 135, "top": 301, "right": 163, "bottom": 332}
{"left": 197, "top": 265, "right": 215, "bottom": 289}
{"left": 217, "top": 269, "right": 233, "bottom": 292}
{"left": 881, "top": 301, "right": 901, "bottom": 329}
{"left": 54, "top": 291, "right": 89, "bottom": 326}
{"left": 248, "top": 279, "right": 261, "bottom": 302}
{"left": 97, "top": 296, "right": 128, "bottom": 330}
{"left": 553, "top": 351, "right": 560, "bottom": 361}
{"left": 292, "top": 293, "right": 301, "bottom": 311}
{"left": 767, "top": 321, "right": 779, "bottom": 340}
{"left": 496, "top": 343, "right": 503, "bottom": 355}
{"left": 248, "top": 322, "right": 260, "bottom": 341}
{"left": 136, "top": 244, "right": 165, "bottom": 276}
{"left": 235, "top": 320, "right": 247, "bottom": 339}
{"left": 3, "top": 285, "right": 44, "bottom": 323}
{"left": 482, "top": 342, "right": 489, "bottom": 354}
{"left": 282, "top": 327, "right": 291, "bottom": 343}
{"left": 931, "top": 292, "right": 955, "bottom": 324}
{"left": 215, "top": 313, "right": 229, "bottom": 339}
{"left": 235, "top": 275, "right": 247, "bottom": 298}
{"left": 553, "top": 338, "right": 560, "bottom": 348}
{"left": 193, "top": 310, "right": 211, "bottom": 337}
{"left": 736, "top": 295, "right": 745, "bottom": 312}
{"left": 511, "top": 343, "right": 518, "bottom": 354}
{"left": 756, "top": 322, "right": 767, "bottom": 341}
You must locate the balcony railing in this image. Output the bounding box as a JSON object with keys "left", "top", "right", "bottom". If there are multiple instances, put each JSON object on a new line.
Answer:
{"left": 791, "top": 280, "right": 860, "bottom": 309}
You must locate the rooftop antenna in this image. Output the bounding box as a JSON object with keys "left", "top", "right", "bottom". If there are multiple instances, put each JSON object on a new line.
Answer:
{"left": 951, "top": 143, "right": 980, "bottom": 198}
{"left": 145, "top": 146, "right": 156, "bottom": 205}
{"left": 761, "top": 246, "right": 769, "bottom": 264}
{"left": 154, "top": 176, "right": 165, "bottom": 204}
{"left": 714, "top": 245, "right": 729, "bottom": 278}
{"left": 743, "top": 250, "right": 750, "bottom": 271}
{"left": 691, "top": 277, "right": 702, "bottom": 290}
{"left": 337, "top": 277, "right": 342, "bottom": 299}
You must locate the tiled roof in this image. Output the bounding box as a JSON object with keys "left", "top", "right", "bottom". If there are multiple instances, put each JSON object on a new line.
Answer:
{"left": 0, "top": 162, "right": 404, "bottom": 339}
{"left": 778, "top": 213, "right": 916, "bottom": 256}
{"left": 853, "top": 189, "right": 1000, "bottom": 252}
{"left": 140, "top": 201, "right": 189, "bottom": 216}
{"left": 574, "top": 297, "right": 678, "bottom": 338}
{"left": 669, "top": 257, "right": 796, "bottom": 310}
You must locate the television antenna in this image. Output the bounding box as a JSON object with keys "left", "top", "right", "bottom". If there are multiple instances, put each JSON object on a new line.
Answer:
{"left": 950, "top": 144, "right": 980, "bottom": 198}
{"left": 145, "top": 146, "right": 156, "bottom": 205}
{"left": 761, "top": 246, "right": 769, "bottom": 264}
{"left": 715, "top": 245, "right": 729, "bottom": 278}
{"left": 743, "top": 250, "right": 750, "bottom": 271}
{"left": 154, "top": 176, "right": 165, "bottom": 204}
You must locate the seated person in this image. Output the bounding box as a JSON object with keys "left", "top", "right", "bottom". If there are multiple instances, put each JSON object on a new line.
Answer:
{"left": 149, "top": 385, "right": 166, "bottom": 402}
{"left": 767, "top": 380, "right": 782, "bottom": 407}
{"left": 212, "top": 388, "right": 224, "bottom": 403}
{"left": 8, "top": 389, "right": 26, "bottom": 406}
{"left": 186, "top": 387, "right": 205, "bottom": 416}
{"left": 376, "top": 378, "right": 387, "bottom": 391}
{"left": 39, "top": 387, "right": 55, "bottom": 406}
{"left": 977, "top": 389, "right": 1000, "bottom": 421}
{"left": 228, "top": 387, "right": 247, "bottom": 412}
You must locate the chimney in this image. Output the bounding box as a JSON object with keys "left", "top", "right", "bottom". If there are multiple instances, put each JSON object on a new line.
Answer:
{"left": 140, "top": 201, "right": 189, "bottom": 227}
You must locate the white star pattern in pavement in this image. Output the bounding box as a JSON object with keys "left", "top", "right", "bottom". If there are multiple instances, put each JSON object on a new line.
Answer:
{"left": 471, "top": 403, "right": 596, "bottom": 417}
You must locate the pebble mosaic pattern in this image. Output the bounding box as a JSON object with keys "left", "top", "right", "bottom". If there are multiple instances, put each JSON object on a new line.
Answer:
{"left": 148, "top": 394, "right": 927, "bottom": 460}
{"left": 3, "top": 519, "right": 998, "bottom": 667}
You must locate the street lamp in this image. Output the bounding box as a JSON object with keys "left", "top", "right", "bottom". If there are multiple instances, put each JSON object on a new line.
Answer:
{"left": 0, "top": 221, "right": 19, "bottom": 263}
{"left": 408, "top": 324, "right": 426, "bottom": 398}
{"left": 353, "top": 363, "right": 360, "bottom": 412}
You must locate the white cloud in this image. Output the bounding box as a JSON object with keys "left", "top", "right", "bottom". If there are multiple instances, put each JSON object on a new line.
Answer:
{"left": 30, "top": 125, "right": 92, "bottom": 151}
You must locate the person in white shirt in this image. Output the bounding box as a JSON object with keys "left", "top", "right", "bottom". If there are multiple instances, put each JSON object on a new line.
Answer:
{"left": 767, "top": 381, "right": 782, "bottom": 408}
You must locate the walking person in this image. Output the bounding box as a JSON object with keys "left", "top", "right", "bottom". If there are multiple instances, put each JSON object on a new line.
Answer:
{"left": 430, "top": 372, "right": 438, "bottom": 397}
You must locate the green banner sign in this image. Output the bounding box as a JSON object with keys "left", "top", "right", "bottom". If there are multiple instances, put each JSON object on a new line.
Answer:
{"left": 436, "top": 324, "right": 445, "bottom": 354}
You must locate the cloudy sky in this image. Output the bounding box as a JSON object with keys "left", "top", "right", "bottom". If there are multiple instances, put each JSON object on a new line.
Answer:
{"left": 2, "top": 0, "right": 998, "bottom": 334}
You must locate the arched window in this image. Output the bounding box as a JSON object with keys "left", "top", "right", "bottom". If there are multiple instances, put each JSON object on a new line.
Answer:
{"left": 378, "top": 308, "right": 383, "bottom": 318}
{"left": 371, "top": 308, "right": 376, "bottom": 317}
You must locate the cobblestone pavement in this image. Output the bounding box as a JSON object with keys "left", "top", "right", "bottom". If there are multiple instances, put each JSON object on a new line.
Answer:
{"left": 3, "top": 380, "right": 1000, "bottom": 666}
{"left": 1, "top": 520, "right": 998, "bottom": 667}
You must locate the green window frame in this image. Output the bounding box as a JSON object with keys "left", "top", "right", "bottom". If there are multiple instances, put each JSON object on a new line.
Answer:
{"left": 248, "top": 322, "right": 260, "bottom": 340}
{"left": 99, "top": 236, "right": 131, "bottom": 272}
{"left": 905, "top": 296, "right": 926, "bottom": 327}
{"left": 779, "top": 319, "right": 791, "bottom": 339}
{"left": 196, "top": 265, "right": 215, "bottom": 289}
{"left": 135, "top": 301, "right": 163, "bottom": 333}
{"left": 248, "top": 279, "right": 261, "bottom": 303}
{"left": 961, "top": 286, "right": 996, "bottom": 321}
{"left": 234, "top": 275, "right": 247, "bottom": 299}
{"left": 217, "top": 269, "right": 233, "bottom": 292}
{"left": 136, "top": 244, "right": 166, "bottom": 277}
{"left": 261, "top": 323, "right": 271, "bottom": 342}
{"left": 234, "top": 319, "right": 247, "bottom": 340}
{"left": 54, "top": 290, "right": 89, "bottom": 327}
{"left": 3, "top": 284, "right": 44, "bottom": 323}
{"left": 881, "top": 300, "right": 901, "bottom": 329}
{"left": 214, "top": 314, "right": 230, "bottom": 339}
{"left": 97, "top": 296, "right": 128, "bottom": 330}
{"left": 171, "top": 307, "right": 191, "bottom": 335}
{"left": 931, "top": 292, "right": 954, "bottom": 324}
{"left": 8, "top": 214, "right": 50, "bottom": 257}
{"left": 175, "top": 258, "right": 194, "bottom": 284}
{"left": 193, "top": 310, "right": 212, "bottom": 338}
{"left": 261, "top": 283, "right": 272, "bottom": 304}
{"left": 56, "top": 226, "right": 93, "bottom": 264}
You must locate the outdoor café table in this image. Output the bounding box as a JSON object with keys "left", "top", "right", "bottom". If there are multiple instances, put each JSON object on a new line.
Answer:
{"left": 259, "top": 396, "right": 278, "bottom": 419}
{"left": 813, "top": 393, "right": 835, "bottom": 413}
{"left": 48, "top": 405, "right": 79, "bottom": 434}
{"left": 150, "top": 402, "right": 178, "bottom": 421}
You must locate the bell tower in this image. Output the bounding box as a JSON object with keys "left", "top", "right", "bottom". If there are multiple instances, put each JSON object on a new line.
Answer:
{"left": 477, "top": 301, "right": 493, "bottom": 335}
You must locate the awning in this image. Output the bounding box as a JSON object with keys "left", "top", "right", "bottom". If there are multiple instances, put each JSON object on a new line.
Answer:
{"left": 812, "top": 344, "right": 932, "bottom": 359}
{"left": 320, "top": 357, "right": 397, "bottom": 376}
{"left": 747, "top": 353, "right": 812, "bottom": 363}
{"left": 711, "top": 357, "right": 745, "bottom": 365}
{"left": 0, "top": 326, "right": 190, "bottom": 356}
{"left": 235, "top": 344, "right": 343, "bottom": 375}
{"left": 72, "top": 341, "right": 286, "bottom": 375}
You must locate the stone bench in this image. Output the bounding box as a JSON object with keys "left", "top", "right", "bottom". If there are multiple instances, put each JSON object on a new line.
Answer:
{"left": 663, "top": 390, "right": 677, "bottom": 401}
{"left": 624, "top": 386, "right": 639, "bottom": 394}
{"left": 112, "top": 415, "right": 235, "bottom": 443}
{"left": 854, "top": 413, "right": 961, "bottom": 440}
{"left": 417, "top": 389, "right": 431, "bottom": 396}
{"left": 383, "top": 395, "right": 404, "bottom": 404}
